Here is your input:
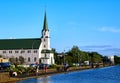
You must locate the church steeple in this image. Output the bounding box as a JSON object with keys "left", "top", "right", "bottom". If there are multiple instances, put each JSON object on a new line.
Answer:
{"left": 42, "top": 11, "right": 49, "bottom": 31}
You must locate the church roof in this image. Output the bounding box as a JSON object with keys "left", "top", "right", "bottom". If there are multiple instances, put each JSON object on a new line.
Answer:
{"left": 0, "top": 38, "right": 41, "bottom": 50}
{"left": 42, "top": 11, "right": 49, "bottom": 31}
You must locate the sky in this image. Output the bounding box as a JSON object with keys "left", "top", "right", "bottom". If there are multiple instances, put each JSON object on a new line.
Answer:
{"left": 0, "top": 0, "right": 120, "bottom": 56}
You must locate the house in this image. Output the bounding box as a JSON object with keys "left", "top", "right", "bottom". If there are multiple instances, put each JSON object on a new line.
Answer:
{"left": 0, "top": 11, "right": 55, "bottom": 65}
{"left": 108, "top": 56, "right": 114, "bottom": 64}
{"left": 0, "top": 58, "right": 9, "bottom": 63}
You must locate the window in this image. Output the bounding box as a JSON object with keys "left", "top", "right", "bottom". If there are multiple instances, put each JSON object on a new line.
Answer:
{"left": 15, "top": 51, "right": 19, "bottom": 53}
{"left": 28, "top": 57, "right": 30, "bottom": 62}
{"left": 34, "top": 57, "right": 37, "bottom": 62}
{"left": 44, "top": 45, "right": 46, "bottom": 48}
{"left": 34, "top": 50, "right": 37, "bottom": 53}
{"left": 44, "top": 39, "right": 45, "bottom": 42}
{"left": 45, "top": 54, "right": 47, "bottom": 58}
{"left": 3, "top": 51, "right": 6, "bottom": 54}
{"left": 28, "top": 50, "right": 31, "bottom": 53}
{"left": 9, "top": 51, "right": 12, "bottom": 54}
{"left": 21, "top": 50, "right": 25, "bottom": 54}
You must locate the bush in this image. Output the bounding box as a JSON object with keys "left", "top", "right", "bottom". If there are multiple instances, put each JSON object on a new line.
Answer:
{"left": 48, "top": 64, "right": 57, "bottom": 69}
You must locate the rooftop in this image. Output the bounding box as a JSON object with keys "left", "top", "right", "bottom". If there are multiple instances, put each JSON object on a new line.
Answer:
{"left": 0, "top": 38, "right": 41, "bottom": 50}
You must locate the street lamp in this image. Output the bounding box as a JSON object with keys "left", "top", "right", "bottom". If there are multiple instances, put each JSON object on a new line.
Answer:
{"left": 63, "top": 47, "right": 70, "bottom": 64}
{"left": 64, "top": 50, "right": 65, "bottom": 64}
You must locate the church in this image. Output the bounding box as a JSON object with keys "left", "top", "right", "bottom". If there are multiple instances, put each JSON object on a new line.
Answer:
{"left": 0, "top": 11, "right": 55, "bottom": 65}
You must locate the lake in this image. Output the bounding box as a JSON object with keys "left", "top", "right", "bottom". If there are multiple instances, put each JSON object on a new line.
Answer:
{"left": 16, "top": 66, "right": 120, "bottom": 83}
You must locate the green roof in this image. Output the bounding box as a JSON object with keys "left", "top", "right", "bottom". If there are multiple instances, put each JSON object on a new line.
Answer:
{"left": 0, "top": 38, "right": 41, "bottom": 50}
{"left": 41, "top": 49, "right": 53, "bottom": 53}
{"left": 42, "top": 11, "right": 49, "bottom": 31}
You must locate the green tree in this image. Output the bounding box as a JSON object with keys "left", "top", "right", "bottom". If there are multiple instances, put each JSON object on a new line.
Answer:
{"left": 52, "top": 48, "right": 58, "bottom": 64}
{"left": 67, "top": 45, "right": 81, "bottom": 64}
{"left": 19, "top": 56, "right": 25, "bottom": 64}
{"left": 9, "top": 56, "right": 16, "bottom": 64}
{"left": 0, "top": 55, "right": 2, "bottom": 58}
{"left": 114, "top": 55, "right": 120, "bottom": 64}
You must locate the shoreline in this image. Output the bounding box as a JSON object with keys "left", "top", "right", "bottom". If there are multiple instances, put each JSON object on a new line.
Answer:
{"left": 0, "top": 65, "right": 113, "bottom": 83}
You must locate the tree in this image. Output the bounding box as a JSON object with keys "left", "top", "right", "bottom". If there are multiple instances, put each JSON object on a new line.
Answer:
{"left": 0, "top": 55, "right": 2, "bottom": 58}
{"left": 88, "top": 52, "right": 102, "bottom": 68}
{"left": 67, "top": 45, "right": 82, "bottom": 64}
{"left": 52, "top": 48, "right": 59, "bottom": 64}
{"left": 9, "top": 56, "right": 16, "bottom": 64}
{"left": 114, "top": 55, "right": 120, "bottom": 64}
{"left": 19, "top": 56, "right": 25, "bottom": 64}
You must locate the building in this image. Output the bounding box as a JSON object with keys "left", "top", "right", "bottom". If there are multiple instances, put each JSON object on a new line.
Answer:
{"left": 108, "top": 56, "right": 114, "bottom": 64}
{"left": 0, "top": 58, "right": 9, "bottom": 63}
{"left": 0, "top": 11, "right": 55, "bottom": 65}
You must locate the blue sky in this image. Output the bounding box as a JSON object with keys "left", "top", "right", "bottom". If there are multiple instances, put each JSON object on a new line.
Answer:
{"left": 0, "top": 0, "right": 120, "bottom": 56}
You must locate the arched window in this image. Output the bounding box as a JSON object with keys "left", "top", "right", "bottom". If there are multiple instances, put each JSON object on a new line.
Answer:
{"left": 44, "top": 45, "right": 46, "bottom": 48}
{"left": 34, "top": 57, "right": 36, "bottom": 62}
{"left": 28, "top": 57, "right": 30, "bottom": 62}
{"left": 44, "top": 39, "right": 45, "bottom": 42}
{"left": 45, "top": 54, "right": 47, "bottom": 58}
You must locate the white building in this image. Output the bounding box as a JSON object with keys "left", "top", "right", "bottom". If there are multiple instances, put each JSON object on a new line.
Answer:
{"left": 108, "top": 56, "right": 114, "bottom": 64}
{"left": 0, "top": 11, "right": 55, "bottom": 65}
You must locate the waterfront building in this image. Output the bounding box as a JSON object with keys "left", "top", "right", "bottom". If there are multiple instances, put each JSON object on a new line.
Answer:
{"left": 108, "top": 56, "right": 114, "bottom": 64}
{"left": 0, "top": 11, "right": 55, "bottom": 65}
{"left": 0, "top": 58, "right": 9, "bottom": 63}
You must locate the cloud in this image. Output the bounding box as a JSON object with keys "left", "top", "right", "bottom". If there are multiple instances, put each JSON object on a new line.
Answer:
{"left": 9, "top": 37, "right": 16, "bottom": 39}
{"left": 99, "top": 48, "right": 120, "bottom": 56}
{"left": 80, "top": 45, "right": 111, "bottom": 52}
{"left": 99, "top": 27, "right": 120, "bottom": 33}
{"left": 81, "top": 45, "right": 111, "bottom": 49}
{"left": 80, "top": 45, "right": 120, "bottom": 56}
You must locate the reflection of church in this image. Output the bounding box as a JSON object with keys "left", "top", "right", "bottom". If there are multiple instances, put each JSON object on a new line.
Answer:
{"left": 0, "top": 11, "right": 55, "bottom": 65}
{"left": 38, "top": 76, "right": 50, "bottom": 83}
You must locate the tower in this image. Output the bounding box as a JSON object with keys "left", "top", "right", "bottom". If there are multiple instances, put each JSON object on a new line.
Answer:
{"left": 41, "top": 11, "right": 51, "bottom": 50}
{"left": 40, "top": 11, "right": 55, "bottom": 65}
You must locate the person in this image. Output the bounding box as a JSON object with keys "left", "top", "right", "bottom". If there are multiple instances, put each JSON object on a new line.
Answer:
{"left": 0, "top": 65, "right": 1, "bottom": 70}
{"left": 9, "top": 70, "right": 13, "bottom": 77}
{"left": 36, "top": 65, "right": 39, "bottom": 76}
{"left": 45, "top": 66, "right": 47, "bottom": 73}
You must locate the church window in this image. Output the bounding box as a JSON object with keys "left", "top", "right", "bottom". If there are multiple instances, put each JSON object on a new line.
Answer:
{"left": 44, "top": 45, "right": 46, "bottom": 48}
{"left": 28, "top": 50, "right": 31, "bottom": 53}
{"left": 34, "top": 57, "right": 37, "bottom": 62}
{"left": 44, "top": 39, "right": 45, "bottom": 42}
{"left": 45, "top": 36, "right": 48, "bottom": 38}
{"left": 15, "top": 51, "right": 19, "bottom": 53}
{"left": 45, "top": 54, "right": 47, "bottom": 58}
{"left": 21, "top": 50, "right": 25, "bottom": 54}
{"left": 9, "top": 51, "right": 12, "bottom": 54}
{"left": 28, "top": 57, "right": 30, "bottom": 62}
{"left": 34, "top": 50, "right": 37, "bottom": 53}
{"left": 3, "top": 51, "right": 6, "bottom": 54}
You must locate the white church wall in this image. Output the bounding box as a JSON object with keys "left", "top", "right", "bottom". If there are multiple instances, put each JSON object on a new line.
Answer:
{"left": 0, "top": 49, "right": 39, "bottom": 64}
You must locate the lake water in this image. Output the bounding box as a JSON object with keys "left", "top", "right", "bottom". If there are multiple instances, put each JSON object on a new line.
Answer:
{"left": 16, "top": 66, "right": 120, "bottom": 83}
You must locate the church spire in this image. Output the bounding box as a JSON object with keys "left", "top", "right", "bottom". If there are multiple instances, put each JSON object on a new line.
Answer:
{"left": 42, "top": 11, "right": 49, "bottom": 31}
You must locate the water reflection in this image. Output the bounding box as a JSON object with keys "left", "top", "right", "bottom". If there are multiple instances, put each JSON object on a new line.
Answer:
{"left": 16, "top": 66, "right": 120, "bottom": 83}
{"left": 37, "top": 76, "right": 50, "bottom": 83}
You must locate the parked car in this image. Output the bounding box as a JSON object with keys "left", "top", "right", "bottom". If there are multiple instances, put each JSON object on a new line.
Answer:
{"left": 39, "top": 64, "right": 49, "bottom": 69}
{"left": 29, "top": 64, "right": 37, "bottom": 67}
{"left": 0, "top": 62, "right": 11, "bottom": 70}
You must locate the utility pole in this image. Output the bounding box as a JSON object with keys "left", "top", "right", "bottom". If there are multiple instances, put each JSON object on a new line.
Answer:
{"left": 64, "top": 50, "right": 65, "bottom": 64}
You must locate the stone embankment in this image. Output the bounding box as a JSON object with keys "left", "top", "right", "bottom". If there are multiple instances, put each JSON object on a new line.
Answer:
{"left": 0, "top": 65, "right": 111, "bottom": 83}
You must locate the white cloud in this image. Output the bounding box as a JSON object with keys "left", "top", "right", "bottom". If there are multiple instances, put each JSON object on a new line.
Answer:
{"left": 9, "top": 37, "right": 16, "bottom": 39}
{"left": 100, "top": 27, "right": 120, "bottom": 33}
